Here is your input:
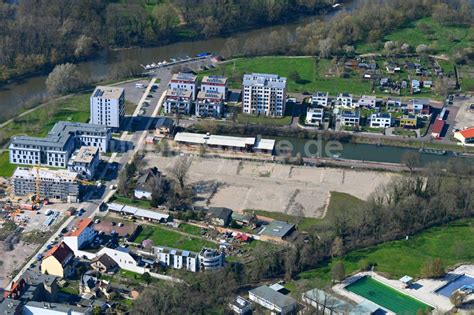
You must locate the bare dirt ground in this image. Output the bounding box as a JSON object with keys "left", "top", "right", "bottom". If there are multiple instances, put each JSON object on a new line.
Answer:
{"left": 453, "top": 96, "right": 474, "bottom": 129}
{"left": 0, "top": 241, "right": 37, "bottom": 288}
{"left": 144, "top": 155, "right": 395, "bottom": 218}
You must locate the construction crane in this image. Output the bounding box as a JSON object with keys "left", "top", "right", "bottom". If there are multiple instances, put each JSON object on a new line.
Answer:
{"left": 35, "top": 167, "right": 40, "bottom": 205}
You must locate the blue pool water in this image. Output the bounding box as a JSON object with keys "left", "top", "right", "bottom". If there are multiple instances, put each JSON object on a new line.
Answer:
{"left": 436, "top": 275, "right": 474, "bottom": 297}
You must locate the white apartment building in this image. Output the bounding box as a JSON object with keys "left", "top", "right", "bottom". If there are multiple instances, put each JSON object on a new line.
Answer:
{"left": 11, "top": 167, "right": 79, "bottom": 202}
{"left": 169, "top": 73, "right": 198, "bottom": 100}
{"left": 163, "top": 89, "right": 193, "bottom": 115}
{"left": 201, "top": 75, "right": 228, "bottom": 99}
{"left": 67, "top": 146, "right": 100, "bottom": 180}
{"left": 199, "top": 248, "right": 225, "bottom": 270}
{"left": 358, "top": 95, "right": 377, "bottom": 108}
{"left": 311, "top": 92, "right": 329, "bottom": 107}
{"left": 9, "top": 121, "right": 111, "bottom": 168}
{"left": 369, "top": 113, "right": 392, "bottom": 128}
{"left": 63, "top": 218, "right": 96, "bottom": 254}
{"left": 196, "top": 91, "right": 224, "bottom": 118}
{"left": 305, "top": 108, "right": 324, "bottom": 126}
{"left": 336, "top": 93, "right": 354, "bottom": 108}
{"left": 90, "top": 86, "right": 125, "bottom": 128}
{"left": 242, "top": 73, "right": 287, "bottom": 117}
{"left": 154, "top": 246, "right": 199, "bottom": 272}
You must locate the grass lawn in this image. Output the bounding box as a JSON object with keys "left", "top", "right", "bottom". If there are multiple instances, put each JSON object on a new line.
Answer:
{"left": 0, "top": 151, "right": 16, "bottom": 177}
{"left": 199, "top": 57, "right": 374, "bottom": 95}
{"left": 0, "top": 93, "right": 90, "bottom": 147}
{"left": 346, "top": 276, "right": 432, "bottom": 314}
{"left": 356, "top": 17, "right": 474, "bottom": 56}
{"left": 296, "top": 218, "right": 474, "bottom": 286}
{"left": 393, "top": 128, "right": 417, "bottom": 137}
{"left": 134, "top": 225, "right": 216, "bottom": 252}
{"left": 236, "top": 113, "right": 292, "bottom": 126}
{"left": 178, "top": 223, "right": 203, "bottom": 236}
{"left": 111, "top": 195, "right": 152, "bottom": 209}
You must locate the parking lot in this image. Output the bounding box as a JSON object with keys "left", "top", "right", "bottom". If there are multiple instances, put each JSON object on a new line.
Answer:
{"left": 452, "top": 96, "right": 474, "bottom": 130}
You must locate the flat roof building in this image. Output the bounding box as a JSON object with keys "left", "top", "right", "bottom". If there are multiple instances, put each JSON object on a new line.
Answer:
{"left": 169, "top": 73, "right": 198, "bottom": 100}
{"left": 67, "top": 146, "right": 100, "bottom": 180}
{"left": 196, "top": 91, "right": 224, "bottom": 118}
{"left": 163, "top": 88, "right": 193, "bottom": 115}
{"left": 242, "top": 73, "right": 287, "bottom": 117}
{"left": 90, "top": 86, "right": 125, "bottom": 128}
{"left": 201, "top": 75, "right": 228, "bottom": 99}
{"left": 249, "top": 285, "right": 297, "bottom": 315}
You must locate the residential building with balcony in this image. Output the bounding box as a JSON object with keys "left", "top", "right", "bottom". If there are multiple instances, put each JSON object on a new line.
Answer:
{"left": 242, "top": 73, "right": 287, "bottom": 117}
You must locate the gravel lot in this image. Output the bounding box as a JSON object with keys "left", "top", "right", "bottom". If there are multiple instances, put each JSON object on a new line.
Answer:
{"left": 453, "top": 96, "right": 474, "bottom": 130}
{"left": 144, "top": 155, "right": 394, "bottom": 218}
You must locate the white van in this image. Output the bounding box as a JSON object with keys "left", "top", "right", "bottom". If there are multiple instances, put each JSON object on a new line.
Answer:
{"left": 135, "top": 83, "right": 145, "bottom": 89}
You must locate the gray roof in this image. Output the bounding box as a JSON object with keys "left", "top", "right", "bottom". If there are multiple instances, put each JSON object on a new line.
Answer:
{"left": 92, "top": 86, "right": 124, "bottom": 99}
{"left": 135, "top": 167, "right": 161, "bottom": 193}
{"left": 341, "top": 110, "right": 360, "bottom": 118}
{"left": 208, "top": 207, "right": 233, "bottom": 221}
{"left": 21, "top": 270, "right": 58, "bottom": 287}
{"left": 243, "top": 73, "right": 287, "bottom": 89}
{"left": 249, "top": 285, "right": 296, "bottom": 309}
{"left": 259, "top": 220, "right": 294, "bottom": 238}
{"left": 0, "top": 299, "right": 22, "bottom": 315}
{"left": 24, "top": 301, "right": 91, "bottom": 314}
{"left": 171, "top": 72, "right": 197, "bottom": 82}
{"left": 155, "top": 117, "right": 174, "bottom": 129}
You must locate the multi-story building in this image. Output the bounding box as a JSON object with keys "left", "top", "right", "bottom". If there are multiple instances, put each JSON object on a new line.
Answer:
{"left": 339, "top": 110, "right": 360, "bottom": 127}
{"left": 311, "top": 92, "right": 329, "bottom": 107}
{"left": 11, "top": 167, "right": 79, "bottom": 202}
{"left": 305, "top": 108, "right": 324, "bottom": 126}
{"left": 154, "top": 246, "right": 199, "bottom": 272}
{"left": 242, "top": 73, "right": 287, "bottom": 117}
{"left": 195, "top": 91, "right": 224, "bottom": 118}
{"left": 169, "top": 73, "right": 198, "bottom": 100}
{"left": 369, "top": 113, "right": 392, "bottom": 128}
{"left": 40, "top": 242, "right": 75, "bottom": 278}
{"left": 64, "top": 218, "right": 96, "bottom": 254}
{"left": 67, "top": 146, "right": 100, "bottom": 180}
{"left": 163, "top": 89, "right": 193, "bottom": 115}
{"left": 9, "top": 121, "right": 111, "bottom": 168}
{"left": 198, "top": 248, "right": 225, "bottom": 270}
{"left": 90, "top": 86, "right": 125, "bottom": 128}
{"left": 336, "top": 93, "right": 354, "bottom": 108}
{"left": 400, "top": 115, "right": 418, "bottom": 128}
{"left": 201, "top": 75, "right": 228, "bottom": 99}
{"left": 249, "top": 285, "right": 297, "bottom": 315}
{"left": 358, "top": 95, "right": 377, "bottom": 108}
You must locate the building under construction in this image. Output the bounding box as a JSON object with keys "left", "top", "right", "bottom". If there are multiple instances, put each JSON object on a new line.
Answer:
{"left": 11, "top": 167, "right": 80, "bottom": 203}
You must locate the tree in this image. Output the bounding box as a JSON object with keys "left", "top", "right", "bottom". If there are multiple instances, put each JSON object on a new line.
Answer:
{"left": 168, "top": 156, "right": 192, "bottom": 190}
{"left": 420, "top": 258, "right": 445, "bottom": 278}
{"left": 156, "top": 139, "right": 171, "bottom": 157}
{"left": 401, "top": 152, "right": 421, "bottom": 173}
{"left": 141, "top": 272, "right": 152, "bottom": 285}
{"left": 74, "top": 35, "right": 95, "bottom": 58}
{"left": 45, "top": 63, "right": 84, "bottom": 95}
{"left": 153, "top": 4, "right": 176, "bottom": 34}
{"left": 288, "top": 70, "right": 301, "bottom": 84}
{"left": 330, "top": 236, "right": 344, "bottom": 257}
{"left": 416, "top": 44, "right": 430, "bottom": 55}
{"left": 331, "top": 262, "right": 345, "bottom": 283}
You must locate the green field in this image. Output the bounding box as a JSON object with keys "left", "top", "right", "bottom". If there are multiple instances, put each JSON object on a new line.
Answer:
{"left": 296, "top": 219, "right": 474, "bottom": 287}
{"left": 0, "top": 151, "right": 16, "bottom": 177}
{"left": 134, "top": 225, "right": 216, "bottom": 252}
{"left": 356, "top": 17, "right": 474, "bottom": 56}
{"left": 199, "top": 57, "right": 374, "bottom": 95}
{"left": 178, "top": 223, "right": 203, "bottom": 236}
{"left": 346, "top": 276, "right": 432, "bottom": 314}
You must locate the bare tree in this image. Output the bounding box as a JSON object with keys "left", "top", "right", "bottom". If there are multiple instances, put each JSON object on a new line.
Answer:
{"left": 45, "top": 63, "right": 84, "bottom": 95}
{"left": 168, "top": 156, "right": 192, "bottom": 190}
{"left": 401, "top": 152, "right": 421, "bottom": 173}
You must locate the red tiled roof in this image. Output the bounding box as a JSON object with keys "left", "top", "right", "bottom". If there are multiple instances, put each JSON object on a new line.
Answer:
{"left": 432, "top": 119, "right": 445, "bottom": 134}
{"left": 44, "top": 242, "right": 73, "bottom": 266}
{"left": 458, "top": 127, "right": 474, "bottom": 139}
{"left": 67, "top": 218, "right": 92, "bottom": 237}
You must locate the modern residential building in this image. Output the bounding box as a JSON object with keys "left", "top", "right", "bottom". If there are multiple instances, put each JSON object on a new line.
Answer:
{"left": 336, "top": 93, "right": 354, "bottom": 108}
{"left": 358, "top": 95, "right": 377, "bottom": 108}
{"left": 154, "top": 117, "right": 175, "bottom": 138}
{"left": 67, "top": 146, "right": 100, "bottom": 180}
{"left": 249, "top": 285, "right": 297, "bottom": 315}
{"left": 369, "top": 113, "right": 392, "bottom": 128}
{"left": 305, "top": 107, "right": 324, "bottom": 126}
{"left": 163, "top": 89, "right": 193, "bottom": 115}
{"left": 339, "top": 110, "right": 360, "bottom": 127}
{"left": 11, "top": 167, "right": 79, "bottom": 202}
{"left": 41, "top": 242, "right": 75, "bottom": 278}
{"left": 400, "top": 115, "right": 418, "bottom": 128}
{"left": 154, "top": 246, "right": 199, "bottom": 272}
{"left": 454, "top": 127, "right": 474, "bottom": 146}
{"left": 312, "top": 91, "right": 329, "bottom": 107}
{"left": 134, "top": 167, "right": 162, "bottom": 200}
{"left": 242, "top": 73, "right": 287, "bottom": 117}
{"left": 198, "top": 248, "right": 225, "bottom": 270}
{"left": 63, "top": 218, "right": 96, "bottom": 255}
{"left": 9, "top": 121, "right": 111, "bottom": 168}
{"left": 195, "top": 91, "right": 224, "bottom": 118}
{"left": 207, "top": 207, "right": 233, "bottom": 226}
{"left": 386, "top": 99, "right": 403, "bottom": 111}
{"left": 90, "top": 86, "right": 125, "bottom": 128}
{"left": 169, "top": 72, "right": 198, "bottom": 100}
{"left": 229, "top": 296, "right": 253, "bottom": 315}
{"left": 201, "top": 75, "right": 228, "bottom": 98}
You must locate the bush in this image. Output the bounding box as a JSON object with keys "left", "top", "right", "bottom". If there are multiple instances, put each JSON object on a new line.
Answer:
{"left": 420, "top": 258, "right": 445, "bottom": 278}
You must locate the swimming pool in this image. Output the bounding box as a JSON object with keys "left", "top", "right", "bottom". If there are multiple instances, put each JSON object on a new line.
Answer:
{"left": 436, "top": 274, "right": 474, "bottom": 297}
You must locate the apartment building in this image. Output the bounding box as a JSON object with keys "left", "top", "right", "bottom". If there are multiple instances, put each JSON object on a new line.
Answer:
{"left": 195, "top": 91, "right": 224, "bottom": 118}
{"left": 169, "top": 72, "right": 198, "bottom": 100}
{"left": 11, "top": 167, "right": 79, "bottom": 202}
{"left": 9, "top": 121, "right": 111, "bottom": 168}
{"left": 163, "top": 89, "right": 193, "bottom": 115}
{"left": 64, "top": 218, "right": 96, "bottom": 254}
{"left": 154, "top": 246, "right": 199, "bottom": 272}
{"left": 242, "top": 73, "right": 287, "bottom": 117}
{"left": 199, "top": 248, "right": 225, "bottom": 270}
{"left": 67, "top": 146, "right": 100, "bottom": 180}
{"left": 311, "top": 91, "right": 329, "bottom": 107}
{"left": 201, "top": 75, "right": 228, "bottom": 98}
{"left": 90, "top": 86, "right": 125, "bottom": 128}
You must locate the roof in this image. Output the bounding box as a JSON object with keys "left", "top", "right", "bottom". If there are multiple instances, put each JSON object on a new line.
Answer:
{"left": 70, "top": 146, "right": 99, "bottom": 164}
{"left": 249, "top": 285, "right": 296, "bottom": 309}
{"left": 457, "top": 127, "right": 474, "bottom": 139}
{"left": 197, "top": 90, "right": 223, "bottom": 100}
{"left": 155, "top": 117, "right": 174, "bottom": 129}
{"left": 269, "top": 283, "right": 285, "bottom": 292}
{"left": 400, "top": 275, "right": 413, "bottom": 283}
{"left": 243, "top": 73, "right": 287, "bottom": 89}
{"left": 94, "top": 220, "right": 138, "bottom": 237}
{"left": 208, "top": 207, "right": 233, "bottom": 220}
{"left": 230, "top": 296, "right": 251, "bottom": 310}
{"left": 0, "top": 299, "right": 21, "bottom": 315}
{"left": 371, "top": 113, "right": 391, "bottom": 119}
{"left": 254, "top": 138, "right": 275, "bottom": 151}
{"left": 135, "top": 167, "right": 161, "bottom": 193}
{"left": 303, "top": 289, "right": 353, "bottom": 313}
{"left": 432, "top": 119, "right": 445, "bottom": 134}
{"left": 24, "top": 301, "right": 91, "bottom": 314}
{"left": 12, "top": 167, "right": 78, "bottom": 182}
{"left": 44, "top": 242, "right": 73, "bottom": 266}
{"left": 175, "top": 132, "right": 255, "bottom": 148}
{"left": 92, "top": 86, "right": 124, "bottom": 99}
{"left": 21, "top": 270, "right": 58, "bottom": 287}
{"left": 258, "top": 220, "right": 295, "bottom": 238}
{"left": 171, "top": 72, "right": 197, "bottom": 82}
{"left": 165, "top": 88, "right": 192, "bottom": 98}
{"left": 202, "top": 75, "right": 227, "bottom": 85}
{"left": 313, "top": 91, "right": 328, "bottom": 97}
{"left": 67, "top": 218, "right": 93, "bottom": 237}
{"left": 93, "top": 253, "right": 118, "bottom": 269}
{"left": 121, "top": 205, "right": 170, "bottom": 221}
{"left": 350, "top": 300, "right": 382, "bottom": 314}
{"left": 341, "top": 110, "right": 360, "bottom": 118}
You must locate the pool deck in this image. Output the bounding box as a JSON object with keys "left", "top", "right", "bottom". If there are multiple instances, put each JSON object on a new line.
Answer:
{"left": 333, "top": 267, "right": 474, "bottom": 313}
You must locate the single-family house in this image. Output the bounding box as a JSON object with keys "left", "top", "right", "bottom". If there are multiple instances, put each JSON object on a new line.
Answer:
{"left": 134, "top": 167, "right": 162, "bottom": 200}
{"left": 311, "top": 92, "right": 329, "bottom": 107}
{"left": 380, "top": 77, "right": 389, "bottom": 87}
{"left": 154, "top": 246, "right": 199, "bottom": 272}
{"left": 41, "top": 242, "right": 75, "bottom": 278}
{"left": 229, "top": 296, "right": 253, "bottom": 315}
{"left": 336, "top": 93, "right": 354, "bottom": 108}
{"left": 249, "top": 285, "right": 297, "bottom": 315}
{"left": 154, "top": 117, "right": 175, "bottom": 138}
{"left": 305, "top": 107, "right": 324, "bottom": 126}
{"left": 207, "top": 207, "right": 233, "bottom": 226}
{"left": 258, "top": 220, "right": 295, "bottom": 243}
{"left": 370, "top": 113, "right": 392, "bottom": 128}
{"left": 423, "top": 80, "right": 433, "bottom": 88}
{"left": 411, "top": 80, "right": 421, "bottom": 93}
{"left": 358, "top": 95, "right": 377, "bottom": 108}
{"left": 400, "top": 115, "right": 418, "bottom": 128}
{"left": 339, "top": 110, "right": 360, "bottom": 127}
{"left": 91, "top": 253, "right": 119, "bottom": 274}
